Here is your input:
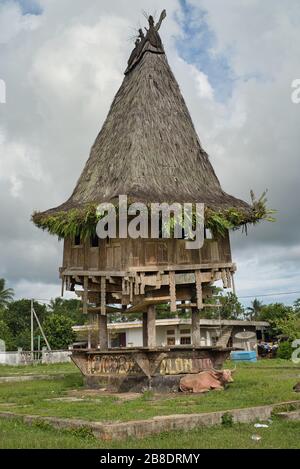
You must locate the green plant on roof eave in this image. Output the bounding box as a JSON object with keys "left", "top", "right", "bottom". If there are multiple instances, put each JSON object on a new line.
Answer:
{"left": 31, "top": 190, "right": 276, "bottom": 240}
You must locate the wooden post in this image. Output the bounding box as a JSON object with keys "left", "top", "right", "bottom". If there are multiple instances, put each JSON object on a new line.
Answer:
{"left": 30, "top": 299, "right": 34, "bottom": 356}
{"left": 221, "top": 269, "right": 228, "bottom": 288}
{"left": 98, "top": 314, "right": 108, "bottom": 350}
{"left": 101, "top": 276, "right": 106, "bottom": 315}
{"left": 169, "top": 272, "right": 176, "bottom": 313}
{"left": 142, "top": 312, "right": 148, "bottom": 347}
{"left": 231, "top": 272, "right": 236, "bottom": 295}
{"left": 83, "top": 276, "right": 88, "bottom": 315}
{"left": 32, "top": 305, "right": 51, "bottom": 351}
{"left": 195, "top": 270, "right": 203, "bottom": 309}
{"left": 191, "top": 307, "right": 201, "bottom": 346}
{"left": 146, "top": 305, "right": 156, "bottom": 348}
{"left": 87, "top": 313, "right": 92, "bottom": 349}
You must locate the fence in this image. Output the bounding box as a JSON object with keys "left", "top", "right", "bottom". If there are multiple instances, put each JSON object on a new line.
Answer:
{"left": 0, "top": 349, "right": 71, "bottom": 366}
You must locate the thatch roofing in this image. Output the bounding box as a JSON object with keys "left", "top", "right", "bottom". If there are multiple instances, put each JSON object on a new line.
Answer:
{"left": 33, "top": 11, "right": 272, "bottom": 237}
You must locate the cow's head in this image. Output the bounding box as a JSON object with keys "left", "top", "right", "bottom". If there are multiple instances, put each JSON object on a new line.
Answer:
{"left": 222, "top": 368, "right": 236, "bottom": 383}
{"left": 212, "top": 367, "right": 236, "bottom": 384}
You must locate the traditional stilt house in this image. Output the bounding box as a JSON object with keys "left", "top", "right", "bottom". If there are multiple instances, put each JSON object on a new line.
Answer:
{"left": 33, "top": 11, "right": 270, "bottom": 391}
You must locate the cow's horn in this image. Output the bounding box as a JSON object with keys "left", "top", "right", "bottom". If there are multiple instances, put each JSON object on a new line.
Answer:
{"left": 211, "top": 367, "right": 222, "bottom": 374}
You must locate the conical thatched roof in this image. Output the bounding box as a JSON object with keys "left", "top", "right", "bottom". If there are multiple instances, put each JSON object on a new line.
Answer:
{"left": 33, "top": 11, "right": 272, "bottom": 237}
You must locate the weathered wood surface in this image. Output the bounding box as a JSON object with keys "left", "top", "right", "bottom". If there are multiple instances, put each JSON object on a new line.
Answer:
{"left": 62, "top": 236, "right": 233, "bottom": 274}
{"left": 191, "top": 308, "right": 201, "bottom": 346}
{"left": 146, "top": 304, "right": 156, "bottom": 349}
{"left": 98, "top": 314, "right": 108, "bottom": 350}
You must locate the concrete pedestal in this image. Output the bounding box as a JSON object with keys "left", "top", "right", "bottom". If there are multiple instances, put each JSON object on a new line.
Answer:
{"left": 72, "top": 346, "right": 233, "bottom": 393}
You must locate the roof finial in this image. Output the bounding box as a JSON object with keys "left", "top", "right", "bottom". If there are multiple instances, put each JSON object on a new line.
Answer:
{"left": 125, "top": 10, "right": 167, "bottom": 74}
{"left": 153, "top": 9, "right": 167, "bottom": 32}
{"left": 146, "top": 10, "right": 167, "bottom": 34}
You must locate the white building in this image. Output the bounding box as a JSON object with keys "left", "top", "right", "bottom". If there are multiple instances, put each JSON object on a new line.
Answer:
{"left": 73, "top": 318, "right": 269, "bottom": 351}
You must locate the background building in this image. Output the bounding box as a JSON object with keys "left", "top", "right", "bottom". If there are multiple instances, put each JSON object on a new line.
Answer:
{"left": 73, "top": 319, "right": 269, "bottom": 352}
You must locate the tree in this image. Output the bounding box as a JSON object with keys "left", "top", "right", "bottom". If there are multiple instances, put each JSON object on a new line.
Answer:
{"left": 277, "top": 341, "right": 294, "bottom": 360}
{"left": 274, "top": 312, "right": 300, "bottom": 341}
{"left": 0, "top": 279, "right": 14, "bottom": 308}
{"left": 246, "top": 298, "right": 264, "bottom": 321}
{"left": 274, "top": 312, "right": 300, "bottom": 361}
{"left": 259, "top": 303, "right": 293, "bottom": 323}
{"left": 48, "top": 298, "right": 85, "bottom": 325}
{"left": 198, "top": 288, "right": 244, "bottom": 320}
{"left": 0, "top": 319, "right": 14, "bottom": 350}
{"left": 293, "top": 298, "right": 300, "bottom": 315}
{"left": 1, "top": 300, "right": 47, "bottom": 350}
{"left": 258, "top": 303, "right": 294, "bottom": 339}
{"left": 218, "top": 292, "right": 244, "bottom": 320}
{"left": 43, "top": 314, "right": 76, "bottom": 350}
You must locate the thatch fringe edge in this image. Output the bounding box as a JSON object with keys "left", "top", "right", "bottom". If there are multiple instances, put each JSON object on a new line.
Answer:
{"left": 31, "top": 191, "right": 275, "bottom": 240}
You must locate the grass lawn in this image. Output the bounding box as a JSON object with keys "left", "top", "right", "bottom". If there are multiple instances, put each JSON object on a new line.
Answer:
{"left": 0, "top": 359, "right": 299, "bottom": 448}
{"left": 0, "top": 362, "right": 76, "bottom": 376}
{"left": 0, "top": 359, "right": 299, "bottom": 422}
{"left": 0, "top": 417, "right": 299, "bottom": 449}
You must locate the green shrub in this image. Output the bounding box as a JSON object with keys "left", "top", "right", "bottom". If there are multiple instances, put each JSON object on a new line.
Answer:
{"left": 277, "top": 341, "right": 293, "bottom": 360}
{"left": 68, "top": 426, "right": 95, "bottom": 440}
{"left": 221, "top": 412, "right": 234, "bottom": 427}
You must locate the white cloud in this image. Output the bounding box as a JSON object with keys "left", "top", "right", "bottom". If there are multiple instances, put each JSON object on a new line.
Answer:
{"left": 0, "top": 1, "right": 40, "bottom": 44}
{"left": 30, "top": 17, "right": 128, "bottom": 103}
{"left": 0, "top": 133, "right": 44, "bottom": 198}
{"left": 191, "top": 66, "right": 214, "bottom": 100}
{"left": 13, "top": 279, "right": 75, "bottom": 301}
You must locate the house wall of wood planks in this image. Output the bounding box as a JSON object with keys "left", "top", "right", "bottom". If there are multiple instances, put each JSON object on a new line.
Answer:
{"left": 62, "top": 232, "right": 232, "bottom": 272}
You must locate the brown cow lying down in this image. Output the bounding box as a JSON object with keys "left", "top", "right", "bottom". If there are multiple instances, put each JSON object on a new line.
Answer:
{"left": 179, "top": 368, "right": 236, "bottom": 393}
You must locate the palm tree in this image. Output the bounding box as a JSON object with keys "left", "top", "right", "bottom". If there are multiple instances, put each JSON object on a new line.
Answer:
{"left": 294, "top": 298, "right": 300, "bottom": 313}
{"left": 49, "top": 297, "right": 64, "bottom": 311}
{"left": 0, "top": 279, "right": 14, "bottom": 307}
{"left": 246, "top": 298, "right": 263, "bottom": 321}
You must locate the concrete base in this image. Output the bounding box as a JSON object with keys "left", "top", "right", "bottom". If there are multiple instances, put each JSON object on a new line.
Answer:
{"left": 277, "top": 410, "right": 300, "bottom": 421}
{"left": 2, "top": 400, "right": 300, "bottom": 441}
{"left": 72, "top": 346, "right": 232, "bottom": 393}
{"left": 84, "top": 374, "right": 185, "bottom": 393}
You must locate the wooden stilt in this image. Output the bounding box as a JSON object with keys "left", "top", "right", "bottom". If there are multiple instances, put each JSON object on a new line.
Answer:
{"left": 87, "top": 313, "right": 92, "bottom": 349}
{"left": 191, "top": 307, "right": 201, "bottom": 346}
{"left": 83, "top": 276, "right": 88, "bottom": 314}
{"left": 142, "top": 312, "right": 148, "bottom": 347}
{"left": 169, "top": 271, "right": 176, "bottom": 313}
{"left": 221, "top": 269, "right": 228, "bottom": 288}
{"left": 98, "top": 313, "right": 108, "bottom": 350}
{"left": 145, "top": 304, "right": 156, "bottom": 349}
{"left": 195, "top": 270, "right": 203, "bottom": 309}
{"left": 226, "top": 269, "right": 232, "bottom": 288}
{"left": 231, "top": 272, "right": 236, "bottom": 295}
{"left": 101, "top": 276, "right": 106, "bottom": 315}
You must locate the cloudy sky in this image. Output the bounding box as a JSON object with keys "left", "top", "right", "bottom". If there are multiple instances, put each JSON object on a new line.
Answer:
{"left": 0, "top": 0, "right": 299, "bottom": 307}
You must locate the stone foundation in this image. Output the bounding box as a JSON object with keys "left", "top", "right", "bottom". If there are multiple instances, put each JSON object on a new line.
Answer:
{"left": 72, "top": 346, "right": 232, "bottom": 392}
